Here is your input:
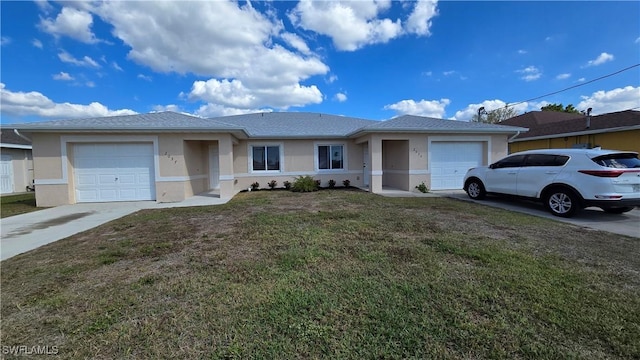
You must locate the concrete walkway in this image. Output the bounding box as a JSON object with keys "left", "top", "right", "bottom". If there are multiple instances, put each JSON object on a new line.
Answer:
{"left": 1, "top": 191, "right": 229, "bottom": 261}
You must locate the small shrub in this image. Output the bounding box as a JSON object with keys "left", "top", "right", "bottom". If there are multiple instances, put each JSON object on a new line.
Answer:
{"left": 291, "top": 176, "right": 318, "bottom": 192}
{"left": 342, "top": 179, "right": 351, "bottom": 187}
{"left": 268, "top": 180, "right": 278, "bottom": 189}
{"left": 328, "top": 179, "right": 336, "bottom": 188}
{"left": 250, "top": 182, "right": 260, "bottom": 191}
{"left": 283, "top": 181, "right": 292, "bottom": 190}
{"left": 415, "top": 182, "right": 429, "bottom": 193}
{"left": 315, "top": 179, "right": 321, "bottom": 188}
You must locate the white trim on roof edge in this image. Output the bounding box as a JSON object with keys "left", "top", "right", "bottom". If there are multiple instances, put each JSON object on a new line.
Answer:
{"left": 0, "top": 143, "right": 32, "bottom": 150}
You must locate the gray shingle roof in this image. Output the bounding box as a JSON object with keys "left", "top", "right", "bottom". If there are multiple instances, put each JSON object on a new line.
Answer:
{"left": 9, "top": 111, "right": 527, "bottom": 138}
{"left": 350, "top": 115, "right": 527, "bottom": 135}
{"left": 1, "top": 128, "right": 32, "bottom": 146}
{"left": 213, "top": 112, "right": 374, "bottom": 138}
{"left": 12, "top": 112, "right": 245, "bottom": 133}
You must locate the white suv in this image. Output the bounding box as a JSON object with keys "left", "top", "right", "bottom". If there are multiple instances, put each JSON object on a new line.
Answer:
{"left": 463, "top": 148, "right": 640, "bottom": 217}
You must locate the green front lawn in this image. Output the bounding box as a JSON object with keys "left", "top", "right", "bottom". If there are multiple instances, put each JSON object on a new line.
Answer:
{"left": 2, "top": 190, "right": 638, "bottom": 359}
{"left": 0, "top": 192, "right": 39, "bottom": 218}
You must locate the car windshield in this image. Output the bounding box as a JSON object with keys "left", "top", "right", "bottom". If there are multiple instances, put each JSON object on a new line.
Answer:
{"left": 591, "top": 153, "right": 640, "bottom": 168}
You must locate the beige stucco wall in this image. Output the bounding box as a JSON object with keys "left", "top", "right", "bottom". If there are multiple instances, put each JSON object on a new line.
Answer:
{"left": 1, "top": 147, "right": 33, "bottom": 193}
{"left": 29, "top": 130, "right": 512, "bottom": 206}
{"left": 232, "top": 139, "right": 367, "bottom": 191}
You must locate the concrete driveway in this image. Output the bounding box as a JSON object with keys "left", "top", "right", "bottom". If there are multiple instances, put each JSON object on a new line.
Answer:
{"left": 441, "top": 191, "right": 640, "bottom": 238}
{"left": 1, "top": 192, "right": 229, "bottom": 261}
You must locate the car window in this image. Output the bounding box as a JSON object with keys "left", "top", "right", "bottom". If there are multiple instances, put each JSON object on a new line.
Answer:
{"left": 592, "top": 153, "right": 640, "bottom": 168}
{"left": 524, "top": 154, "right": 569, "bottom": 167}
{"left": 493, "top": 154, "right": 526, "bottom": 168}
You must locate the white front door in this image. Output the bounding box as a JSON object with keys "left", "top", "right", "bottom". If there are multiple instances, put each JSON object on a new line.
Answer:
{"left": 430, "top": 142, "right": 484, "bottom": 190}
{"left": 209, "top": 144, "right": 220, "bottom": 189}
{"left": 362, "top": 144, "right": 369, "bottom": 187}
{"left": 0, "top": 155, "right": 13, "bottom": 194}
{"left": 74, "top": 143, "right": 155, "bottom": 202}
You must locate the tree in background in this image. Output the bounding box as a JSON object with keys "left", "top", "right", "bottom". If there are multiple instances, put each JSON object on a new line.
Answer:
{"left": 472, "top": 106, "right": 519, "bottom": 123}
{"left": 541, "top": 103, "right": 580, "bottom": 114}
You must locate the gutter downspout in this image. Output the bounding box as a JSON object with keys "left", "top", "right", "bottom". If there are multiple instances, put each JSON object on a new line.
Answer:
{"left": 13, "top": 129, "right": 32, "bottom": 143}
{"left": 508, "top": 131, "right": 521, "bottom": 142}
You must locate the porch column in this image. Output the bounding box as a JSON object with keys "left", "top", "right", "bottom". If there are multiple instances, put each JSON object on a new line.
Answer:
{"left": 218, "top": 135, "right": 235, "bottom": 199}
{"left": 370, "top": 136, "right": 383, "bottom": 194}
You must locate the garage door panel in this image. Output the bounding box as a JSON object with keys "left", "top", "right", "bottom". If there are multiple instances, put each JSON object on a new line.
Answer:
{"left": 431, "top": 142, "right": 483, "bottom": 190}
{"left": 74, "top": 143, "right": 156, "bottom": 202}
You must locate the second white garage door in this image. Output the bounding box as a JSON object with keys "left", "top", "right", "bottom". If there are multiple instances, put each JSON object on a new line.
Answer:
{"left": 430, "top": 142, "right": 483, "bottom": 190}
{"left": 74, "top": 143, "right": 156, "bottom": 202}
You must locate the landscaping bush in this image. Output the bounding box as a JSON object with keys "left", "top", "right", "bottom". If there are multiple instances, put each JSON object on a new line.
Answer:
{"left": 250, "top": 182, "right": 260, "bottom": 191}
{"left": 342, "top": 179, "right": 351, "bottom": 187}
{"left": 283, "top": 181, "right": 291, "bottom": 190}
{"left": 415, "top": 182, "right": 429, "bottom": 193}
{"left": 268, "top": 180, "right": 278, "bottom": 189}
{"left": 291, "top": 176, "right": 318, "bottom": 192}
{"left": 315, "top": 179, "right": 321, "bottom": 188}
{"left": 328, "top": 179, "right": 336, "bottom": 188}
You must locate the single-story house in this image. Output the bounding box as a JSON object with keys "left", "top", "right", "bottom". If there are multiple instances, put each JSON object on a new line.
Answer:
{"left": 0, "top": 128, "right": 34, "bottom": 194}
{"left": 501, "top": 110, "right": 640, "bottom": 154}
{"left": 12, "top": 111, "right": 527, "bottom": 207}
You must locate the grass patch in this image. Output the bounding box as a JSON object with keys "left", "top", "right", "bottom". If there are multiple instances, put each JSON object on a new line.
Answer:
{"left": 2, "top": 190, "right": 639, "bottom": 359}
{"left": 0, "top": 192, "right": 39, "bottom": 218}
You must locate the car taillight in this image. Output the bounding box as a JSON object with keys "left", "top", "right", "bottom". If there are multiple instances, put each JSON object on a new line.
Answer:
{"left": 578, "top": 170, "right": 624, "bottom": 177}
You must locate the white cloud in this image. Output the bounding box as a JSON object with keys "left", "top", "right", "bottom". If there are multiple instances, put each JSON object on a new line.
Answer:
{"left": 112, "top": 62, "right": 123, "bottom": 71}
{"left": 577, "top": 77, "right": 586, "bottom": 82}
{"left": 39, "top": 7, "right": 98, "bottom": 43}
{"left": 288, "top": 0, "right": 409, "bottom": 51}
{"left": 85, "top": 81, "right": 95, "bottom": 88}
{"left": 0, "top": 83, "right": 136, "bottom": 119}
{"left": 443, "top": 70, "right": 455, "bottom": 76}
{"left": 137, "top": 74, "right": 152, "bottom": 82}
{"left": 1, "top": 37, "right": 11, "bottom": 46}
{"left": 92, "top": 1, "right": 328, "bottom": 111}
{"left": 556, "top": 73, "right": 571, "bottom": 80}
{"left": 405, "top": 0, "right": 438, "bottom": 36}
{"left": 384, "top": 98, "right": 450, "bottom": 118}
{"left": 52, "top": 72, "right": 74, "bottom": 81}
{"left": 577, "top": 86, "right": 640, "bottom": 114}
{"left": 32, "top": 39, "right": 43, "bottom": 48}
{"left": 58, "top": 51, "right": 100, "bottom": 68}
{"left": 327, "top": 74, "right": 338, "bottom": 83}
{"left": 281, "top": 32, "right": 311, "bottom": 55}
{"left": 585, "top": 52, "right": 614, "bottom": 67}
{"left": 422, "top": 71, "right": 432, "bottom": 77}
{"left": 517, "top": 49, "right": 527, "bottom": 54}
{"left": 635, "top": 37, "right": 640, "bottom": 44}
{"left": 194, "top": 103, "right": 272, "bottom": 118}
{"left": 34, "top": 0, "right": 54, "bottom": 13}
{"left": 451, "top": 100, "right": 529, "bottom": 121}
{"left": 334, "top": 92, "right": 347, "bottom": 102}
{"left": 517, "top": 65, "right": 541, "bottom": 81}
{"left": 188, "top": 78, "right": 322, "bottom": 110}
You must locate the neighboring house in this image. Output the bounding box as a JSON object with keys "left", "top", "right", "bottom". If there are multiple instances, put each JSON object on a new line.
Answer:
{"left": 501, "top": 110, "right": 640, "bottom": 154}
{"left": 0, "top": 128, "right": 34, "bottom": 194}
{"left": 13, "top": 112, "right": 526, "bottom": 207}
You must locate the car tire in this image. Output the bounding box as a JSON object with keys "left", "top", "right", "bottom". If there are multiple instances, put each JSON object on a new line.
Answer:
{"left": 601, "top": 206, "right": 635, "bottom": 214}
{"left": 466, "top": 179, "right": 486, "bottom": 200}
{"left": 544, "top": 188, "right": 580, "bottom": 218}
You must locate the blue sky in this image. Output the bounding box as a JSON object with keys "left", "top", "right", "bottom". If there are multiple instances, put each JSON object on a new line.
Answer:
{"left": 1, "top": 0, "right": 639, "bottom": 125}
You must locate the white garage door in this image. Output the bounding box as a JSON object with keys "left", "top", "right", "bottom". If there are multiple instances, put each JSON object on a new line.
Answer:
{"left": 74, "top": 143, "right": 155, "bottom": 202}
{"left": 430, "top": 142, "right": 484, "bottom": 190}
{"left": 0, "top": 155, "right": 14, "bottom": 194}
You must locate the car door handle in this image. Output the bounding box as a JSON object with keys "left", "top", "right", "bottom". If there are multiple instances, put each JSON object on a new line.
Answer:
{"left": 507, "top": 172, "right": 517, "bottom": 175}
{"left": 545, "top": 171, "right": 558, "bottom": 174}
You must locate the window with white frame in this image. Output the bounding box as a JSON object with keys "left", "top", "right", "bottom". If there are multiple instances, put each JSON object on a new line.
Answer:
{"left": 317, "top": 145, "right": 344, "bottom": 170}
{"left": 251, "top": 145, "right": 281, "bottom": 171}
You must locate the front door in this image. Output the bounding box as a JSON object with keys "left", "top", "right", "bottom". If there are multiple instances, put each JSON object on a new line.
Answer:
{"left": 363, "top": 144, "right": 369, "bottom": 187}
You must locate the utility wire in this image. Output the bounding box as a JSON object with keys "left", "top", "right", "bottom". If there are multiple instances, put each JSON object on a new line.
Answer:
{"left": 505, "top": 63, "right": 640, "bottom": 109}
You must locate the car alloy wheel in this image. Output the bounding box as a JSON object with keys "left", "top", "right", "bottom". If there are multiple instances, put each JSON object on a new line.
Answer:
{"left": 546, "top": 189, "right": 578, "bottom": 217}
{"left": 466, "top": 180, "right": 485, "bottom": 200}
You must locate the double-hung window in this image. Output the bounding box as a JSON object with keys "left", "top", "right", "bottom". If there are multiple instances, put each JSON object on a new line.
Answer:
{"left": 317, "top": 145, "right": 344, "bottom": 170}
{"left": 252, "top": 145, "right": 281, "bottom": 172}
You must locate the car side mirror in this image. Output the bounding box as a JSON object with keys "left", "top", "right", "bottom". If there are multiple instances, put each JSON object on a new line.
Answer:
{"left": 489, "top": 163, "right": 497, "bottom": 169}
